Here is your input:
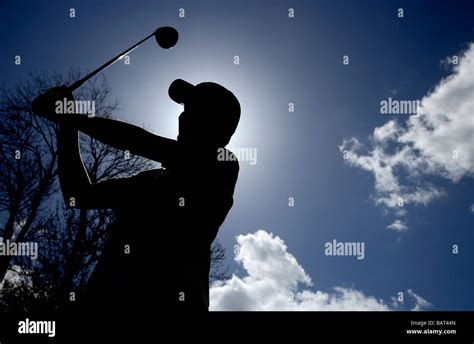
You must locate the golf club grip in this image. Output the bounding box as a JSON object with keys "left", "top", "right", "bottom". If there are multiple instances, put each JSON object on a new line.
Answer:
{"left": 68, "top": 31, "right": 155, "bottom": 91}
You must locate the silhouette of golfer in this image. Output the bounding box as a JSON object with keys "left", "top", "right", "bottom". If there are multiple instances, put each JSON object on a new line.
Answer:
{"left": 32, "top": 79, "right": 240, "bottom": 311}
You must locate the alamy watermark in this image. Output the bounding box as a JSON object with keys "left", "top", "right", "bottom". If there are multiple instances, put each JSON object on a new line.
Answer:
{"left": 0, "top": 237, "right": 38, "bottom": 260}
{"left": 217, "top": 147, "right": 257, "bottom": 166}
{"left": 18, "top": 318, "right": 55, "bottom": 338}
{"left": 55, "top": 98, "right": 95, "bottom": 117}
{"left": 324, "top": 239, "right": 365, "bottom": 260}
{"left": 380, "top": 97, "right": 420, "bottom": 115}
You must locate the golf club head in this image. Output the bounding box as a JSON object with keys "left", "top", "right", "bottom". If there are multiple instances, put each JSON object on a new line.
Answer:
{"left": 154, "top": 27, "right": 179, "bottom": 49}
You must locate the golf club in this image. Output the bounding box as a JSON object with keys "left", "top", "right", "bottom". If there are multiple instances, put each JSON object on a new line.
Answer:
{"left": 68, "top": 26, "right": 179, "bottom": 91}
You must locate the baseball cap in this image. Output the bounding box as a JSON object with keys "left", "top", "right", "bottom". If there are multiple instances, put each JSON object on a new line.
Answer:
{"left": 168, "top": 79, "right": 240, "bottom": 146}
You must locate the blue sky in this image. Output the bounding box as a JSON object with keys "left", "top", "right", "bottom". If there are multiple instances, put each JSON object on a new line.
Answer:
{"left": 1, "top": 0, "right": 472, "bottom": 310}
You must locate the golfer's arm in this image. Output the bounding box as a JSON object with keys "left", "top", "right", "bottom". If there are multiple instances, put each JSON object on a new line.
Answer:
{"left": 67, "top": 116, "right": 176, "bottom": 163}
{"left": 57, "top": 124, "right": 93, "bottom": 208}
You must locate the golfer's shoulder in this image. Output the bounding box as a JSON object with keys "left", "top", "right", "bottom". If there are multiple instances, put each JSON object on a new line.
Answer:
{"left": 221, "top": 149, "right": 239, "bottom": 183}
{"left": 215, "top": 148, "right": 239, "bottom": 188}
{"left": 217, "top": 147, "right": 239, "bottom": 171}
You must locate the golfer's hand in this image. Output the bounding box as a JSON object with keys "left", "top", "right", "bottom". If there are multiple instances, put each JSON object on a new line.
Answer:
{"left": 31, "top": 86, "right": 74, "bottom": 123}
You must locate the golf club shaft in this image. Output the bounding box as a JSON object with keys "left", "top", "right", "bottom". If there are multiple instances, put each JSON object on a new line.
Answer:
{"left": 68, "top": 31, "right": 155, "bottom": 91}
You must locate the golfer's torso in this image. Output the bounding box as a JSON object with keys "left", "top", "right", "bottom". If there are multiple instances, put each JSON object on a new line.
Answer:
{"left": 95, "top": 162, "right": 237, "bottom": 309}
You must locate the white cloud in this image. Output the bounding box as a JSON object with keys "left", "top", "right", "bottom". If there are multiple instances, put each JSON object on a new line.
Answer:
{"left": 340, "top": 140, "right": 445, "bottom": 211}
{"left": 339, "top": 43, "right": 474, "bottom": 229}
{"left": 210, "top": 230, "right": 430, "bottom": 311}
{"left": 387, "top": 220, "right": 408, "bottom": 232}
{"left": 407, "top": 289, "right": 433, "bottom": 311}
{"left": 399, "top": 45, "right": 474, "bottom": 182}
{"left": 373, "top": 120, "right": 400, "bottom": 143}
{"left": 469, "top": 204, "right": 474, "bottom": 214}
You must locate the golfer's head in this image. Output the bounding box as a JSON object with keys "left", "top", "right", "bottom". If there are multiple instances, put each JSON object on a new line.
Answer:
{"left": 168, "top": 79, "right": 240, "bottom": 147}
